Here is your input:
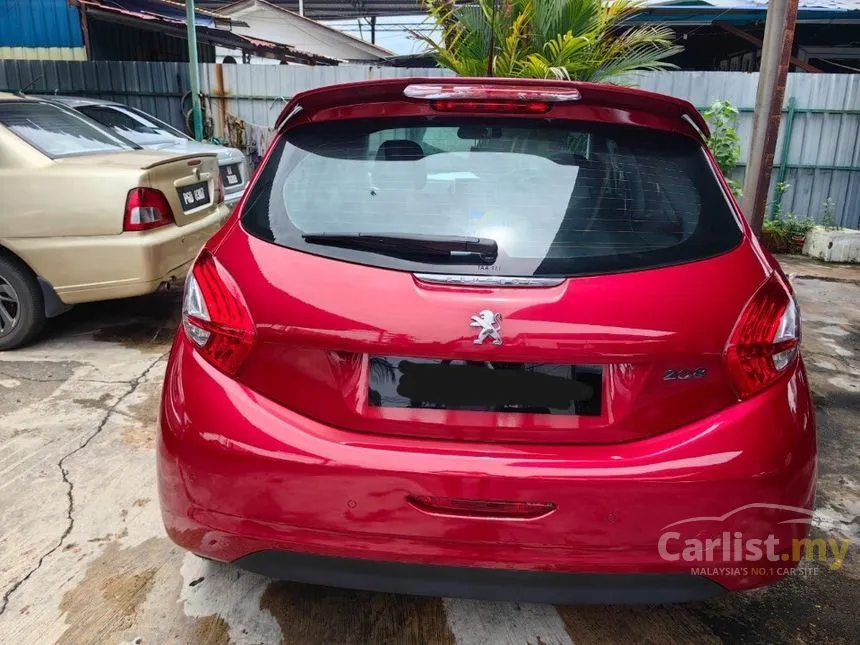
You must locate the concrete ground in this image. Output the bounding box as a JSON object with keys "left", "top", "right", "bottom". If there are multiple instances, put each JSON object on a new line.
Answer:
{"left": 0, "top": 255, "right": 857, "bottom": 645}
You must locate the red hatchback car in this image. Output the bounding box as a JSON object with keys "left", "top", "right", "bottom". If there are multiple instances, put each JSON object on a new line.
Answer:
{"left": 158, "top": 78, "right": 817, "bottom": 604}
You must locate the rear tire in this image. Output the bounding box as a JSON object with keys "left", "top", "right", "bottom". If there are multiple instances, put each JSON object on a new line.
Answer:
{"left": 0, "top": 256, "right": 46, "bottom": 350}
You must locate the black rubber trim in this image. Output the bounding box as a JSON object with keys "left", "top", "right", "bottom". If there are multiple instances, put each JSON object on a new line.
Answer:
{"left": 233, "top": 550, "right": 728, "bottom": 604}
{"left": 37, "top": 277, "right": 71, "bottom": 318}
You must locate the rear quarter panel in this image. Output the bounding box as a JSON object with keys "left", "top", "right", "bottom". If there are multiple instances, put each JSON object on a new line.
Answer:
{"left": 0, "top": 165, "right": 146, "bottom": 238}
{"left": 0, "top": 140, "right": 219, "bottom": 295}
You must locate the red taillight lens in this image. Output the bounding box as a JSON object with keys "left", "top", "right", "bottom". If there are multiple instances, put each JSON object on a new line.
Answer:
{"left": 429, "top": 99, "right": 550, "bottom": 114}
{"left": 724, "top": 274, "right": 801, "bottom": 399}
{"left": 182, "top": 251, "right": 255, "bottom": 376}
{"left": 407, "top": 496, "right": 556, "bottom": 519}
{"left": 123, "top": 187, "right": 174, "bottom": 231}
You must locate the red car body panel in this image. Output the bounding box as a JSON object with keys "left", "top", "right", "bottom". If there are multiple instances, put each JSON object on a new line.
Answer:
{"left": 220, "top": 232, "right": 765, "bottom": 444}
{"left": 159, "top": 336, "right": 815, "bottom": 591}
{"left": 158, "top": 77, "right": 817, "bottom": 602}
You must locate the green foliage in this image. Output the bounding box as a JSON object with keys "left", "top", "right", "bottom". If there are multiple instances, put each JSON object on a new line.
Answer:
{"left": 702, "top": 100, "right": 742, "bottom": 198}
{"left": 820, "top": 197, "right": 840, "bottom": 230}
{"left": 770, "top": 180, "right": 790, "bottom": 222}
{"left": 761, "top": 182, "right": 815, "bottom": 253}
{"left": 763, "top": 212, "right": 814, "bottom": 239}
{"left": 415, "top": 0, "right": 683, "bottom": 82}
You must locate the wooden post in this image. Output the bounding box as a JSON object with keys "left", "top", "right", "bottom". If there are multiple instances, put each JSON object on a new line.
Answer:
{"left": 742, "top": 0, "right": 801, "bottom": 235}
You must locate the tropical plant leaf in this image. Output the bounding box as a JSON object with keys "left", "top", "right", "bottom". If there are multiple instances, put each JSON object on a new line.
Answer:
{"left": 422, "top": 0, "right": 682, "bottom": 82}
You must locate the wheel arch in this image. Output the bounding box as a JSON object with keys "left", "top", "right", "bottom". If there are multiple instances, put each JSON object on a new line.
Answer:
{"left": 0, "top": 244, "right": 71, "bottom": 318}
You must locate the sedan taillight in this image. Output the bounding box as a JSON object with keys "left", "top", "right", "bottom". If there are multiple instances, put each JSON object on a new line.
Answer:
{"left": 182, "top": 250, "right": 255, "bottom": 376}
{"left": 724, "top": 274, "right": 801, "bottom": 399}
{"left": 124, "top": 187, "right": 174, "bottom": 231}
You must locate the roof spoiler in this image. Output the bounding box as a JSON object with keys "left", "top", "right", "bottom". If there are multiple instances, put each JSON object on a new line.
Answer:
{"left": 276, "top": 77, "right": 710, "bottom": 140}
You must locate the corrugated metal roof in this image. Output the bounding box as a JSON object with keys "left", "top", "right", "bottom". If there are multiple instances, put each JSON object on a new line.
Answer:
{"left": 203, "top": 0, "right": 860, "bottom": 19}
{"left": 749, "top": 0, "right": 860, "bottom": 9}
{"left": 113, "top": 0, "right": 238, "bottom": 28}
{"left": 76, "top": 0, "right": 340, "bottom": 64}
{"left": 631, "top": 0, "right": 860, "bottom": 24}
{"left": 0, "top": 0, "right": 85, "bottom": 48}
{"left": 202, "top": 0, "right": 431, "bottom": 19}
{"left": 220, "top": 0, "right": 393, "bottom": 59}
{"left": 700, "top": 0, "right": 860, "bottom": 9}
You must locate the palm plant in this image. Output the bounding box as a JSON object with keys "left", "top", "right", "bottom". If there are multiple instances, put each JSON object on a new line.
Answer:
{"left": 415, "top": 0, "right": 683, "bottom": 82}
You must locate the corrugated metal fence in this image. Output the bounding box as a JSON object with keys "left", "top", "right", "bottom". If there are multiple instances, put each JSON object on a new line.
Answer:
{"left": 199, "top": 64, "right": 452, "bottom": 134}
{"left": 0, "top": 60, "right": 192, "bottom": 131}
{"left": 0, "top": 60, "right": 858, "bottom": 227}
{"left": 625, "top": 71, "right": 860, "bottom": 229}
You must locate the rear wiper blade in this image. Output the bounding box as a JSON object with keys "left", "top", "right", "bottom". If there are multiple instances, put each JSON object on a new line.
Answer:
{"left": 301, "top": 233, "right": 498, "bottom": 264}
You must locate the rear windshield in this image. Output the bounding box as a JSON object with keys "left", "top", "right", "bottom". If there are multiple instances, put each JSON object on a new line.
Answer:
{"left": 0, "top": 101, "right": 134, "bottom": 158}
{"left": 78, "top": 104, "right": 189, "bottom": 144}
{"left": 241, "top": 118, "right": 742, "bottom": 277}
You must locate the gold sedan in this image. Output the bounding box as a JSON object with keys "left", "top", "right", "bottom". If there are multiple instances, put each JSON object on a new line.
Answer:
{"left": 0, "top": 94, "right": 231, "bottom": 350}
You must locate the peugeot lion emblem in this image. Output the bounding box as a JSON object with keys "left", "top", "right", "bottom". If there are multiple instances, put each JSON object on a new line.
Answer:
{"left": 470, "top": 310, "right": 503, "bottom": 346}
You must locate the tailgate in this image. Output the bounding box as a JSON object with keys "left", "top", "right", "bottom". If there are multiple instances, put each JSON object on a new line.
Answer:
{"left": 226, "top": 235, "right": 768, "bottom": 445}
{"left": 221, "top": 102, "right": 765, "bottom": 445}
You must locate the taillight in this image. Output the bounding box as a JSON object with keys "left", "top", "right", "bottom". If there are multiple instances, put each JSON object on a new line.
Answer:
{"left": 404, "top": 83, "right": 581, "bottom": 115}
{"left": 182, "top": 251, "right": 255, "bottom": 376}
{"left": 430, "top": 99, "right": 551, "bottom": 114}
{"left": 407, "top": 496, "right": 556, "bottom": 519}
{"left": 724, "top": 274, "right": 801, "bottom": 399}
{"left": 123, "top": 187, "right": 174, "bottom": 231}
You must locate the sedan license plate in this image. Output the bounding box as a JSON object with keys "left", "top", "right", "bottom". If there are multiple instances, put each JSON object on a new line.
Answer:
{"left": 220, "top": 163, "right": 241, "bottom": 187}
{"left": 177, "top": 182, "right": 210, "bottom": 211}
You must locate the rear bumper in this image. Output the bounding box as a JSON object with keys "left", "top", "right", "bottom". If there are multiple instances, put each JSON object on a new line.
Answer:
{"left": 234, "top": 550, "right": 727, "bottom": 604}
{"left": 13, "top": 204, "right": 229, "bottom": 305}
{"left": 158, "top": 335, "right": 817, "bottom": 599}
{"left": 223, "top": 187, "right": 245, "bottom": 207}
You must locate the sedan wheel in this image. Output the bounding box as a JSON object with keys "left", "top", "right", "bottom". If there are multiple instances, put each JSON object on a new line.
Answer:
{"left": 0, "top": 257, "right": 46, "bottom": 350}
{"left": 0, "top": 275, "right": 21, "bottom": 334}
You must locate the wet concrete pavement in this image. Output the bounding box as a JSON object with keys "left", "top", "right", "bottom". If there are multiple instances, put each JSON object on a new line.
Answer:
{"left": 0, "top": 256, "right": 857, "bottom": 645}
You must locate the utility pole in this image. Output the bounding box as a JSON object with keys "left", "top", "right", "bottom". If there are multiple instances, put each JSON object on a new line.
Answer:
{"left": 742, "top": 0, "right": 800, "bottom": 235}
{"left": 185, "top": 0, "right": 203, "bottom": 141}
{"left": 486, "top": 0, "right": 498, "bottom": 76}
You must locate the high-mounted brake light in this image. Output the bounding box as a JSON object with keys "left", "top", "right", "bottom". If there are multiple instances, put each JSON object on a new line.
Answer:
{"left": 404, "top": 84, "right": 580, "bottom": 114}
{"left": 123, "top": 188, "right": 174, "bottom": 232}
{"left": 724, "top": 274, "right": 801, "bottom": 399}
{"left": 182, "top": 251, "right": 255, "bottom": 376}
{"left": 430, "top": 99, "right": 551, "bottom": 114}
{"left": 404, "top": 84, "right": 582, "bottom": 102}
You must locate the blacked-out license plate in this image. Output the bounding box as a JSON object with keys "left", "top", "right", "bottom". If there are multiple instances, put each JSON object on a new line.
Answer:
{"left": 368, "top": 357, "right": 603, "bottom": 415}
{"left": 177, "top": 182, "right": 210, "bottom": 211}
